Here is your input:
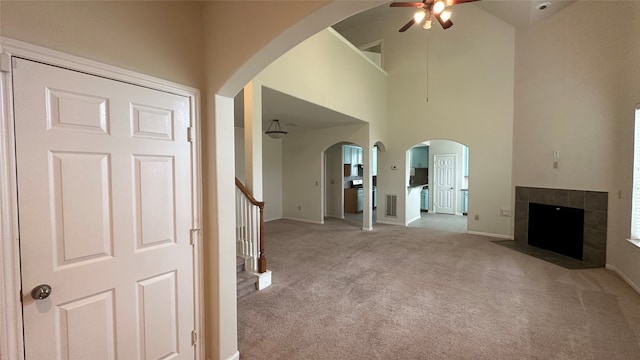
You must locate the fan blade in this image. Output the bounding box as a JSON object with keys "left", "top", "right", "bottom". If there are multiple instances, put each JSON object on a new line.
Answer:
{"left": 447, "top": 0, "right": 480, "bottom": 5}
{"left": 399, "top": 19, "right": 416, "bottom": 32}
{"left": 434, "top": 13, "right": 453, "bottom": 29}
{"left": 390, "top": 2, "right": 424, "bottom": 7}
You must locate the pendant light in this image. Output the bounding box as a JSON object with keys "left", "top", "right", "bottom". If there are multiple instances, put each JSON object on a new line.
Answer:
{"left": 265, "top": 119, "right": 288, "bottom": 139}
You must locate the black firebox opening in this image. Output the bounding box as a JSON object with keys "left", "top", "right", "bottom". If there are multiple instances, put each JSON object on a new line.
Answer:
{"left": 528, "top": 203, "right": 584, "bottom": 260}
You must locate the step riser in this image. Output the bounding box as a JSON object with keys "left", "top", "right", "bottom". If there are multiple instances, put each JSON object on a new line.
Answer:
{"left": 236, "top": 256, "right": 245, "bottom": 273}
{"left": 237, "top": 282, "right": 257, "bottom": 298}
{"left": 236, "top": 256, "right": 258, "bottom": 299}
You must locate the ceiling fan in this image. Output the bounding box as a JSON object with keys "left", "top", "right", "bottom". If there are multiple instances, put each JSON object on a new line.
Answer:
{"left": 390, "top": 0, "right": 480, "bottom": 32}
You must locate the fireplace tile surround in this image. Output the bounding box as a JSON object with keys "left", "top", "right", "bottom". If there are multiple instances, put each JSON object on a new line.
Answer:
{"left": 514, "top": 186, "right": 607, "bottom": 268}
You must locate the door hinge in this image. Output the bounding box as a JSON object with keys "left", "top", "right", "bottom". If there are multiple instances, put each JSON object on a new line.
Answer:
{"left": 0, "top": 54, "right": 11, "bottom": 73}
{"left": 187, "top": 127, "right": 194, "bottom": 143}
{"left": 191, "top": 329, "right": 198, "bottom": 346}
{"left": 190, "top": 228, "right": 200, "bottom": 246}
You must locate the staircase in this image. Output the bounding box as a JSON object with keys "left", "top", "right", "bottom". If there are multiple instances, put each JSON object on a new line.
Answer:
{"left": 235, "top": 178, "right": 267, "bottom": 274}
{"left": 237, "top": 257, "right": 258, "bottom": 299}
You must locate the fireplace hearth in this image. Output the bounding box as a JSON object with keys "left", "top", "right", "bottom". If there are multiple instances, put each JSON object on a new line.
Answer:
{"left": 513, "top": 186, "right": 607, "bottom": 268}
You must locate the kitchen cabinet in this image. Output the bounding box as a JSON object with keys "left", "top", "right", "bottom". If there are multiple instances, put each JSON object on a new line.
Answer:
{"left": 420, "top": 187, "right": 429, "bottom": 211}
{"left": 463, "top": 146, "right": 469, "bottom": 176}
{"left": 343, "top": 146, "right": 352, "bottom": 164}
{"left": 343, "top": 145, "right": 363, "bottom": 176}
{"left": 343, "top": 164, "right": 351, "bottom": 177}
{"left": 411, "top": 146, "right": 429, "bottom": 168}
{"left": 372, "top": 147, "right": 377, "bottom": 176}
{"left": 342, "top": 145, "right": 362, "bottom": 176}
{"left": 353, "top": 147, "right": 363, "bottom": 165}
{"left": 344, "top": 188, "right": 363, "bottom": 214}
{"left": 344, "top": 145, "right": 361, "bottom": 164}
{"left": 461, "top": 189, "right": 468, "bottom": 215}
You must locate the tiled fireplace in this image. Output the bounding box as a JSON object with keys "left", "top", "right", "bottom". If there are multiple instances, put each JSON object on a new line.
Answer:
{"left": 514, "top": 186, "right": 607, "bottom": 268}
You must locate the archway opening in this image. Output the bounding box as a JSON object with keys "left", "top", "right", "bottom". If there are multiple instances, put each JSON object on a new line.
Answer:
{"left": 405, "top": 139, "right": 469, "bottom": 233}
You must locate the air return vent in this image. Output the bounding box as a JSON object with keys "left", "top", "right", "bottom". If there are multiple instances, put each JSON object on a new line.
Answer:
{"left": 385, "top": 194, "right": 397, "bottom": 217}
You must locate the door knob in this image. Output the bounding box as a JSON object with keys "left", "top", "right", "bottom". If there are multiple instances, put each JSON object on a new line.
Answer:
{"left": 31, "top": 284, "right": 52, "bottom": 300}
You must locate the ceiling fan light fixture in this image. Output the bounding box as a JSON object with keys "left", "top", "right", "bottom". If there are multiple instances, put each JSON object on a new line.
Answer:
{"left": 264, "top": 119, "right": 288, "bottom": 139}
{"left": 422, "top": 17, "right": 432, "bottom": 29}
{"left": 432, "top": 1, "right": 446, "bottom": 15}
{"left": 413, "top": 10, "right": 426, "bottom": 24}
{"left": 440, "top": 10, "right": 452, "bottom": 22}
{"left": 435, "top": 12, "right": 454, "bottom": 29}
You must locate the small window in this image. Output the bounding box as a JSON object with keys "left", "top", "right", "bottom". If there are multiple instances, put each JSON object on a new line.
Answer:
{"left": 631, "top": 106, "right": 640, "bottom": 240}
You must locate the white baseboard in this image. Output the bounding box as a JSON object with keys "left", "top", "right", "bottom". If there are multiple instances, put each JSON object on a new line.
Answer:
{"left": 362, "top": 226, "right": 373, "bottom": 231}
{"left": 606, "top": 264, "right": 640, "bottom": 295}
{"left": 282, "top": 217, "right": 323, "bottom": 225}
{"left": 467, "top": 231, "right": 513, "bottom": 240}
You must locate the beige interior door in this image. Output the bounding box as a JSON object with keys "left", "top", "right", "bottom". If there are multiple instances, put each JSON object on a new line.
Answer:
{"left": 434, "top": 154, "right": 455, "bottom": 215}
{"left": 14, "top": 58, "right": 196, "bottom": 359}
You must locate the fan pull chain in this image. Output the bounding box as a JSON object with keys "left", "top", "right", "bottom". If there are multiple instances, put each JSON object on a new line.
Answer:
{"left": 426, "top": 40, "right": 429, "bottom": 103}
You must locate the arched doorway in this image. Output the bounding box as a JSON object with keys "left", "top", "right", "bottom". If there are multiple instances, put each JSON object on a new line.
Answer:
{"left": 323, "top": 141, "right": 384, "bottom": 230}
{"left": 405, "top": 139, "right": 470, "bottom": 233}
{"left": 211, "top": 2, "right": 389, "bottom": 359}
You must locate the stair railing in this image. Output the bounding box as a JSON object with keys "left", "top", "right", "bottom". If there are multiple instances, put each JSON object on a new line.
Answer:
{"left": 235, "top": 178, "right": 266, "bottom": 273}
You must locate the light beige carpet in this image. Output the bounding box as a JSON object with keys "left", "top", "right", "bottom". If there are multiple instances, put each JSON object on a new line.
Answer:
{"left": 237, "top": 219, "right": 640, "bottom": 360}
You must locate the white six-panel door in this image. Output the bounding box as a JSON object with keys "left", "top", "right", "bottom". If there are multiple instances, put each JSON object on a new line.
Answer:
{"left": 433, "top": 154, "right": 456, "bottom": 215}
{"left": 13, "top": 59, "right": 195, "bottom": 359}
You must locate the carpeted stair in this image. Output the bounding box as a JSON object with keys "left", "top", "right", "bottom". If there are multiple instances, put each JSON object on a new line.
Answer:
{"left": 236, "top": 257, "right": 258, "bottom": 299}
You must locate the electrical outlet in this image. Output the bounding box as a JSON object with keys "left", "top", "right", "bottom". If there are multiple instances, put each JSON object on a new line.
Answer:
{"left": 474, "top": 214, "right": 479, "bottom": 221}
{"left": 298, "top": 205, "right": 301, "bottom": 211}
{"left": 500, "top": 208, "right": 511, "bottom": 217}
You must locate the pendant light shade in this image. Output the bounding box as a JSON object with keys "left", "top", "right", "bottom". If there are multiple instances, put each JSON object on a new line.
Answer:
{"left": 265, "top": 119, "right": 288, "bottom": 139}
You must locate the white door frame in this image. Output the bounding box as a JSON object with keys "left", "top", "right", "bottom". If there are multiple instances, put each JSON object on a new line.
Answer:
{"left": 0, "top": 37, "right": 204, "bottom": 360}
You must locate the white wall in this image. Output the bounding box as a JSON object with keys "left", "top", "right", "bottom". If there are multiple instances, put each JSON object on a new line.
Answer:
{"left": 254, "top": 27, "right": 388, "bottom": 228}
{"left": 0, "top": 1, "right": 205, "bottom": 88}
{"left": 234, "top": 127, "right": 283, "bottom": 222}
{"left": 255, "top": 28, "right": 388, "bottom": 143}
{"left": 262, "top": 134, "right": 283, "bottom": 222}
{"left": 334, "top": 5, "right": 515, "bottom": 237}
{"left": 234, "top": 127, "right": 245, "bottom": 184}
{"left": 406, "top": 187, "right": 422, "bottom": 224}
{"left": 282, "top": 124, "right": 368, "bottom": 223}
{"left": 513, "top": 0, "right": 640, "bottom": 290}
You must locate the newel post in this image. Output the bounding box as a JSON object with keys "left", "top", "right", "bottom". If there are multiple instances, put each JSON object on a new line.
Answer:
{"left": 258, "top": 205, "right": 266, "bottom": 273}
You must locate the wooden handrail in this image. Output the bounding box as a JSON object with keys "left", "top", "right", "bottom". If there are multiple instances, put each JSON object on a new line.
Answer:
{"left": 235, "top": 177, "right": 267, "bottom": 273}
{"left": 235, "top": 178, "right": 265, "bottom": 208}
